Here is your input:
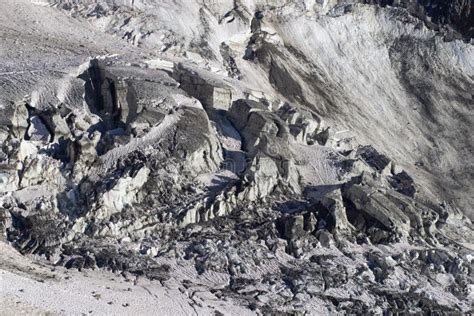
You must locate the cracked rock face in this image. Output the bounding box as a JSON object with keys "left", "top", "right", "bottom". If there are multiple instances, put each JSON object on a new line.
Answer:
{"left": 1, "top": 0, "right": 473, "bottom": 314}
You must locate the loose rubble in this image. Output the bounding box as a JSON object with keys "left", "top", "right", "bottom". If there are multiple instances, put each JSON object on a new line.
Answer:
{"left": 1, "top": 0, "right": 473, "bottom": 314}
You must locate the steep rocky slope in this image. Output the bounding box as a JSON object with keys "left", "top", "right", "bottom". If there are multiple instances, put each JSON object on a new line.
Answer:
{"left": 1, "top": 0, "right": 473, "bottom": 314}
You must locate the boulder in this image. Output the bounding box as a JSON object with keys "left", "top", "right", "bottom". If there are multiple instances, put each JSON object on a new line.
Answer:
{"left": 77, "top": 132, "right": 101, "bottom": 165}
{"left": 101, "top": 166, "right": 150, "bottom": 216}
{"left": 19, "top": 155, "right": 63, "bottom": 188}
{"left": 173, "top": 107, "right": 223, "bottom": 175}
{"left": 384, "top": 190, "right": 439, "bottom": 240}
{"left": 241, "top": 154, "right": 281, "bottom": 201}
{"left": 343, "top": 184, "right": 411, "bottom": 240}
{"left": 227, "top": 99, "right": 267, "bottom": 132}
{"left": 321, "top": 189, "right": 353, "bottom": 233}
{"left": 145, "top": 58, "right": 175, "bottom": 72}
{"left": 356, "top": 146, "right": 392, "bottom": 176}
{"left": 316, "top": 229, "right": 335, "bottom": 248}
{"left": 173, "top": 66, "right": 233, "bottom": 111}
{"left": 284, "top": 214, "right": 306, "bottom": 240}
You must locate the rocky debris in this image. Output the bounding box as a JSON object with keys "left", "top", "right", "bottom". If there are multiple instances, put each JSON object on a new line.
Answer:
{"left": 227, "top": 99, "right": 302, "bottom": 200}
{"left": 0, "top": 0, "right": 473, "bottom": 314}
{"left": 41, "top": 0, "right": 474, "bottom": 214}
{"left": 220, "top": 42, "right": 242, "bottom": 80}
